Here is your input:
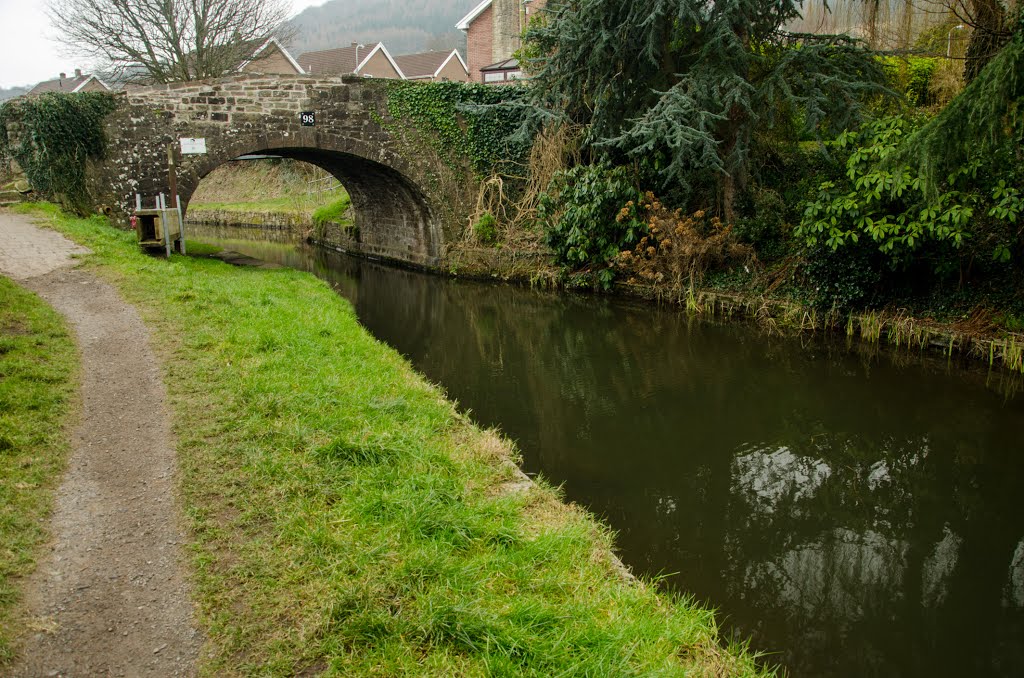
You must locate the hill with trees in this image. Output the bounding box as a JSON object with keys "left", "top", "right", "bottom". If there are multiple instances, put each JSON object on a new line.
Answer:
{"left": 287, "top": 0, "right": 468, "bottom": 56}
{"left": 0, "top": 86, "right": 30, "bottom": 102}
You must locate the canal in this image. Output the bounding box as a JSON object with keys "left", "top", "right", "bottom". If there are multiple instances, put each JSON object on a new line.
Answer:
{"left": 191, "top": 225, "right": 1024, "bottom": 677}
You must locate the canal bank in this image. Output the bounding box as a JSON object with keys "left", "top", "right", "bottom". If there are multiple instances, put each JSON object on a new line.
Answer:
{"left": 14, "top": 204, "right": 771, "bottom": 677}
{"left": 214, "top": 208, "right": 1024, "bottom": 378}
{"left": 184, "top": 221, "right": 1024, "bottom": 678}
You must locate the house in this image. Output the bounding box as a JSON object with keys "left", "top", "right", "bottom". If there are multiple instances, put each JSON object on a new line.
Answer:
{"left": 27, "top": 69, "right": 111, "bottom": 96}
{"left": 297, "top": 43, "right": 404, "bottom": 79}
{"left": 238, "top": 38, "right": 304, "bottom": 76}
{"left": 455, "top": 0, "right": 545, "bottom": 84}
{"left": 393, "top": 49, "right": 470, "bottom": 82}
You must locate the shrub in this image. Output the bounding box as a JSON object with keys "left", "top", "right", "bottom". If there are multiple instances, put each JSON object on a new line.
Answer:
{"left": 0, "top": 92, "right": 117, "bottom": 213}
{"left": 879, "top": 56, "right": 939, "bottom": 108}
{"left": 615, "top": 194, "right": 754, "bottom": 293}
{"left": 473, "top": 212, "right": 497, "bottom": 245}
{"left": 538, "top": 163, "right": 645, "bottom": 286}
{"left": 735, "top": 187, "right": 787, "bottom": 258}
{"left": 800, "top": 241, "right": 887, "bottom": 311}
{"left": 796, "top": 115, "right": 1022, "bottom": 268}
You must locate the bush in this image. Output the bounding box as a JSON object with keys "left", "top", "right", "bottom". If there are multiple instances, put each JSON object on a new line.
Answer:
{"left": 538, "top": 163, "right": 645, "bottom": 286}
{"left": 0, "top": 92, "right": 117, "bottom": 213}
{"left": 800, "top": 241, "right": 887, "bottom": 311}
{"left": 735, "top": 187, "right": 787, "bottom": 258}
{"left": 615, "top": 194, "right": 754, "bottom": 293}
{"left": 473, "top": 212, "right": 497, "bottom": 245}
{"left": 879, "top": 56, "right": 939, "bottom": 108}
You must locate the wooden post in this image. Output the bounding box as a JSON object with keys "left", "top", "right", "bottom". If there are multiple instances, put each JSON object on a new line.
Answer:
{"left": 167, "top": 145, "right": 185, "bottom": 254}
{"left": 167, "top": 144, "right": 179, "bottom": 209}
{"left": 176, "top": 195, "right": 186, "bottom": 255}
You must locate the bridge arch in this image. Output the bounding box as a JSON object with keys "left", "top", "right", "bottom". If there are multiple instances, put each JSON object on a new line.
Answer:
{"left": 179, "top": 130, "right": 442, "bottom": 265}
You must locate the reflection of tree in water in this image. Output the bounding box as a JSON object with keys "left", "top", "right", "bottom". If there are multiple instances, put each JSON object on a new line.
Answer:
{"left": 1007, "top": 540, "right": 1024, "bottom": 608}
{"left": 725, "top": 434, "right": 1024, "bottom": 676}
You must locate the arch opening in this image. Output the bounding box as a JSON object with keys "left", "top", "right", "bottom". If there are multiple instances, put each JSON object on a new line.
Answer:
{"left": 180, "top": 144, "right": 441, "bottom": 267}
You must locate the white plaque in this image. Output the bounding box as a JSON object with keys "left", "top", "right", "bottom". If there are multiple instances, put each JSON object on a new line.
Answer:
{"left": 179, "top": 137, "right": 207, "bottom": 155}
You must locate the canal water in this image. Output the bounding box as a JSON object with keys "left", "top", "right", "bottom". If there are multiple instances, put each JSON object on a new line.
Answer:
{"left": 191, "top": 225, "right": 1024, "bottom": 677}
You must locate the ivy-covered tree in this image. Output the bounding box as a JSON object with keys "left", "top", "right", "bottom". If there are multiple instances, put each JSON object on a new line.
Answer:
{"left": 523, "top": 0, "right": 889, "bottom": 221}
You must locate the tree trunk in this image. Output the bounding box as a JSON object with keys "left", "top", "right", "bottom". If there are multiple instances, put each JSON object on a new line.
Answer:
{"left": 964, "top": 0, "right": 1008, "bottom": 82}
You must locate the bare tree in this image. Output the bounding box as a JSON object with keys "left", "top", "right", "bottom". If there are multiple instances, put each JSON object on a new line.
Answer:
{"left": 48, "top": 0, "right": 295, "bottom": 84}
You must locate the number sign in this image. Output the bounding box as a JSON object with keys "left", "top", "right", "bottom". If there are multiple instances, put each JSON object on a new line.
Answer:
{"left": 300, "top": 111, "right": 316, "bottom": 127}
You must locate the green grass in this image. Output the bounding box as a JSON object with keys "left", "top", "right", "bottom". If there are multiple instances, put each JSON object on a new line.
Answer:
{"left": 183, "top": 240, "right": 224, "bottom": 257}
{"left": 0, "top": 275, "right": 77, "bottom": 663}
{"left": 24, "top": 203, "right": 772, "bottom": 677}
{"left": 312, "top": 195, "right": 353, "bottom": 227}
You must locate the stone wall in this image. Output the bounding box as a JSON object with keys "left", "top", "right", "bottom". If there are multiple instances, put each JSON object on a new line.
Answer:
{"left": 186, "top": 208, "right": 311, "bottom": 232}
{"left": 70, "top": 74, "right": 476, "bottom": 269}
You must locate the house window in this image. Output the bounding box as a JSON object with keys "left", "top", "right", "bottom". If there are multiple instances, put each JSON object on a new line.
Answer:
{"left": 484, "top": 72, "right": 505, "bottom": 83}
{"left": 507, "top": 71, "right": 524, "bottom": 80}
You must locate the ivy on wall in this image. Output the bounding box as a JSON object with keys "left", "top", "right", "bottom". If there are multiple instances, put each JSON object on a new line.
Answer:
{"left": 383, "top": 81, "right": 533, "bottom": 177}
{"left": 0, "top": 92, "right": 117, "bottom": 213}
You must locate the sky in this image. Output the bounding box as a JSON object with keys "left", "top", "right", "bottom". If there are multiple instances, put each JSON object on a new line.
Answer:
{"left": 0, "top": 0, "right": 331, "bottom": 88}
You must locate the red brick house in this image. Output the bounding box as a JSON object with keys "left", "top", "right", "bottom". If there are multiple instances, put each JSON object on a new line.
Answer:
{"left": 456, "top": 0, "right": 545, "bottom": 84}
{"left": 393, "top": 49, "right": 470, "bottom": 82}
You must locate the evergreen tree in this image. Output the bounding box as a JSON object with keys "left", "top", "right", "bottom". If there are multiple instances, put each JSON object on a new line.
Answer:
{"left": 524, "top": 0, "right": 888, "bottom": 220}
{"left": 896, "top": 8, "right": 1022, "bottom": 193}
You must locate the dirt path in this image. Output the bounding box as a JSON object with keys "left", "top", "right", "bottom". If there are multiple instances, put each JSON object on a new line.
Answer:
{"left": 0, "top": 211, "right": 201, "bottom": 677}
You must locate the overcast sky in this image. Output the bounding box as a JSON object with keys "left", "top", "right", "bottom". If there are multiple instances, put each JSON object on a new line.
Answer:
{"left": 0, "top": 0, "right": 331, "bottom": 88}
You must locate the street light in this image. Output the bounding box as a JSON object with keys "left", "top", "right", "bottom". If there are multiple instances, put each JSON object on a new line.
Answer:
{"left": 947, "top": 24, "right": 965, "bottom": 58}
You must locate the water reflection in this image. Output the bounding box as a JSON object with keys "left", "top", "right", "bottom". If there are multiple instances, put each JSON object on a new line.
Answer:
{"left": 190, "top": 229, "right": 1024, "bottom": 677}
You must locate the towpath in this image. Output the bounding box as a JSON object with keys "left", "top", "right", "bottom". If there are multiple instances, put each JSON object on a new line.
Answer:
{"left": 0, "top": 211, "right": 201, "bottom": 677}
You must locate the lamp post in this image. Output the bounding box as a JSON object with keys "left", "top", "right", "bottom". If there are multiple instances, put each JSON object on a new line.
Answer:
{"left": 947, "top": 24, "right": 965, "bottom": 58}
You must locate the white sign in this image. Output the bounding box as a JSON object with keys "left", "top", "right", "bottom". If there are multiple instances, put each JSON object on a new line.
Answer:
{"left": 180, "top": 137, "right": 207, "bottom": 155}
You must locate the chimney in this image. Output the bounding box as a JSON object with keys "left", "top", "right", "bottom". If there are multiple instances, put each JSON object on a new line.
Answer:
{"left": 351, "top": 42, "right": 359, "bottom": 47}
{"left": 75, "top": 68, "right": 82, "bottom": 78}
{"left": 59, "top": 72, "right": 67, "bottom": 79}
{"left": 492, "top": 0, "right": 522, "bottom": 62}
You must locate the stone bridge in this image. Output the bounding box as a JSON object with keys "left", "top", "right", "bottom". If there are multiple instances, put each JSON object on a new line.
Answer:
{"left": 85, "top": 75, "right": 475, "bottom": 268}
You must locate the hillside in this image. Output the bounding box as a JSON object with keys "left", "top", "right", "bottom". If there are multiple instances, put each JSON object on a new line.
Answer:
{"left": 288, "top": 0, "right": 469, "bottom": 57}
{"left": 0, "top": 86, "right": 30, "bottom": 102}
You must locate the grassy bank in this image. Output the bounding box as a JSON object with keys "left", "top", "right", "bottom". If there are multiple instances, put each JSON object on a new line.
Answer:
{"left": 0, "top": 276, "right": 77, "bottom": 662}
{"left": 21, "top": 204, "right": 770, "bottom": 676}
